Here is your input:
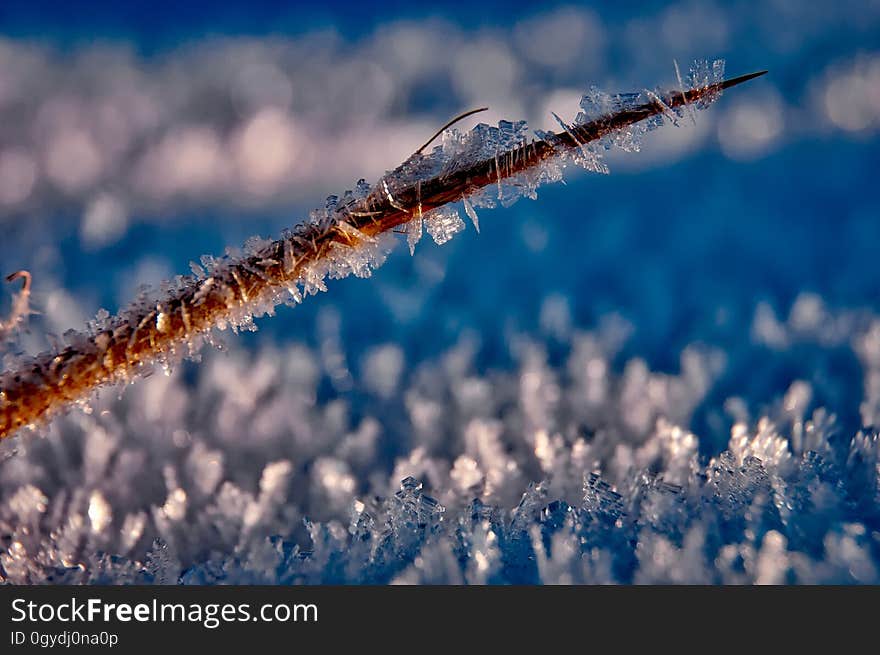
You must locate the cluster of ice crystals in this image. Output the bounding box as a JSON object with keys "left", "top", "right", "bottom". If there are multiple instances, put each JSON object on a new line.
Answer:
{"left": 141, "top": 181, "right": 397, "bottom": 351}
{"left": 395, "top": 118, "right": 532, "bottom": 254}
{"left": 424, "top": 207, "right": 466, "bottom": 245}
{"left": 438, "top": 119, "right": 530, "bottom": 169}
{"left": 365, "top": 59, "right": 727, "bottom": 259}
{"left": 688, "top": 58, "right": 727, "bottom": 108}
{"left": 531, "top": 58, "right": 726, "bottom": 181}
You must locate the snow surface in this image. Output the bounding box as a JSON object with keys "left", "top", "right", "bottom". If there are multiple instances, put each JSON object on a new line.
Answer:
{"left": 2, "top": 295, "right": 880, "bottom": 584}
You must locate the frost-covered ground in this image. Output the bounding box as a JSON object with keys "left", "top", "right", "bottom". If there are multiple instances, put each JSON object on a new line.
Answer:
{"left": 2, "top": 1, "right": 880, "bottom": 584}
{"left": 2, "top": 297, "right": 880, "bottom": 584}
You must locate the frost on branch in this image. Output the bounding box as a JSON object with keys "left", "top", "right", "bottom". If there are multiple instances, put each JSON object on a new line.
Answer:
{"left": 0, "top": 58, "right": 740, "bottom": 442}
{"left": 398, "top": 58, "right": 726, "bottom": 253}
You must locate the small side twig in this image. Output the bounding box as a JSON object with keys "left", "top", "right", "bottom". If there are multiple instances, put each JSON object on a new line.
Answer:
{"left": 415, "top": 107, "right": 489, "bottom": 154}
{"left": 0, "top": 270, "right": 32, "bottom": 344}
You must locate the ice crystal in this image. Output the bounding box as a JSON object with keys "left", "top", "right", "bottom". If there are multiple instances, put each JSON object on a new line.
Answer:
{"left": 424, "top": 207, "right": 466, "bottom": 245}
{"left": 406, "top": 213, "right": 423, "bottom": 255}
{"left": 462, "top": 197, "right": 480, "bottom": 233}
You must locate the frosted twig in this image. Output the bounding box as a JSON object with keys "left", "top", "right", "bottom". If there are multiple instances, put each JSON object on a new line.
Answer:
{"left": 0, "top": 65, "right": 766, "bottom": 441}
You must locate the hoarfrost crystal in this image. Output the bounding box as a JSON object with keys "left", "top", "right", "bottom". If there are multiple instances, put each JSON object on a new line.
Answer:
{"left": 424, "top": 207, "right": 465, "bottom": 245}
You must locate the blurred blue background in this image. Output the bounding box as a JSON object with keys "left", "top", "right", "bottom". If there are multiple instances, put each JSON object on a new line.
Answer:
{"left": 1, "top": 0, "right": 879, "bottom": 451}
{"left": 5, "top": 0, "right": 880, "bottom": 587}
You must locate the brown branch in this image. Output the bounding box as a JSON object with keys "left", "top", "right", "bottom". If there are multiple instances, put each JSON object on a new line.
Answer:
{"left": 0, "top": 70, "right": 766, "bottom": 441}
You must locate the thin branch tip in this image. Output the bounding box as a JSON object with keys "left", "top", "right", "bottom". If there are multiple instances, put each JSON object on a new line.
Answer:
{"left": 721, "top": 70, "right": 768, "bottom": 90}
